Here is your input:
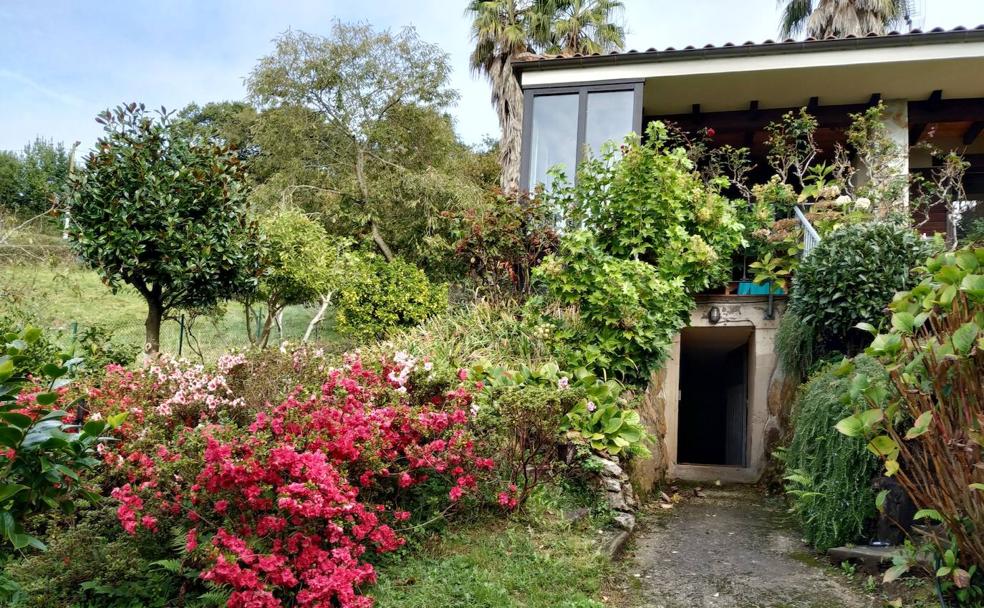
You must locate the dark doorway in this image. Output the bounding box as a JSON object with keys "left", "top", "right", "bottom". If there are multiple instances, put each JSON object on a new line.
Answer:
{"left": 677, "top": 327, "right": 751, "bottom": 466}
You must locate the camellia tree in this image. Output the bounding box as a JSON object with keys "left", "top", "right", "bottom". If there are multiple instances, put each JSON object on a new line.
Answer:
{"left": 67, "top": 103, "right": 258, "bottom": 354}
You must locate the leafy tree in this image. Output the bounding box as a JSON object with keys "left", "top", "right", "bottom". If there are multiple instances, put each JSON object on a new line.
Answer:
{"left": 67, "top": 103, "right": 258, "bottom": 354}
{"left": 247, "top": 22, "right": 457, "bottom": 263}
{"left": 248, "top": 209, "right": 346, "bottom": 348}
{"left": 467, "top": 0, "right": 624, "bottom": 190}
{"left": 175, "top": 101, "right": 260, "bottom": 163}
{"left": 17, "top": 138, "right": 72, "bottom": 214}
{"left": 0, "top": 151, "right": 21, "bottom": 209}
{"left": 778, "top": 0, "right": 910, "bottom": 39}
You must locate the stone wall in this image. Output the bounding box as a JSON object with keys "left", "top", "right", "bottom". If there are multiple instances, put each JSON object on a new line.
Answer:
{"left": 625, "top": 296, "right": 797, "bottom": 493}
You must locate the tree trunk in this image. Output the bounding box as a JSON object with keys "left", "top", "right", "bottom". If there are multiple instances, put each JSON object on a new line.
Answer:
{"left": 370, "top": 220, "right": 394, "bottom": 262}
{"left": 259, "top": 304, "right": 279, "bottom": 349}
{"left": 303, "top": 293, "right": 333, "bottom": 342}
{"left": 144, "top": 297, "right": 163, "bottom": 355}
{"left": 355, "top": 146, "right": 395, "bottom": 262}
{"left": 491, "top": 54, "right": 524, "bottom": 193}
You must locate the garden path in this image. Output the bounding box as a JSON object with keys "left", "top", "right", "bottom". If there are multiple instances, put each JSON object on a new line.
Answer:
{"left": 617, "top": 484, "right": 878, "bottom": 608}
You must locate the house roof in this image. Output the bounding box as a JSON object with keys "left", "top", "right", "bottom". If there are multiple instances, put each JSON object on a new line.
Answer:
{"left": 513, "top": 25, "right": 984, "bottom": 72}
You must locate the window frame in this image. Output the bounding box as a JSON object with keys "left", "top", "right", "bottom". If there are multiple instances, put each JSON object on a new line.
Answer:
{"left": 519, "top": 79, "right": 644, "bottom": 191}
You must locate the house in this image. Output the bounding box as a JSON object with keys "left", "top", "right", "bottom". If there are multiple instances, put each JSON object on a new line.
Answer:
{"left": 512, "top": 26, "right": 984, "bottom": 486}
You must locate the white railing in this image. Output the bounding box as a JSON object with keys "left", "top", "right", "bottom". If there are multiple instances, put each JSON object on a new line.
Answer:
{"left": 794, "top": 205, "right": 821, "bottom": 258}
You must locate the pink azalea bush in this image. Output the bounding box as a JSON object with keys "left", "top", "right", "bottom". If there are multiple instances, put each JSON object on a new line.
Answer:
{"left": 85, "top": 352, "right": 495, "bottom": 608}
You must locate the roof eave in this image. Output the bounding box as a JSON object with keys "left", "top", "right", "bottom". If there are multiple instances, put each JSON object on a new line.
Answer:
{"left": 512, "top": 27, "right": 984, "bottom": 74}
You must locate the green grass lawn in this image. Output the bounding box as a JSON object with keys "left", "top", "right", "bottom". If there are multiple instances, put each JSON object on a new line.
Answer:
{"left": 0, "top": 261, "right": 346, "bottom": 361}
{"left": 372, "top": 490, "right": 617, "bottom": 608}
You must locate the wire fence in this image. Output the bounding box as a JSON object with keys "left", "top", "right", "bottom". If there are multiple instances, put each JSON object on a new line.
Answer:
{"left": 52, "top": 304, "right": 346, "bottom": 364}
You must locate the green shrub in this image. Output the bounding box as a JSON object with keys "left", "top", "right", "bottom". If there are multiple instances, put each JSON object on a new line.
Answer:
{"left": 533, "top": 231, "right": 692, "bottom": 385}
{"left": 335, "top": 254, "right": 448, "bottom": 339}
{"left": 784, "top": 355, "right": 886, "bottom": 551}
{"left": 535, "top": 122, "right": 745, "bottom": 385}
{"left": 2, "top": 505, "right": 183, "bottom": 608}
{"left": 789, "top": 221, "right": 933, "bottom": 362}
{"left": 374, "top": 300, "right": 554, "bottom": 378}
{"left": 774, "top": 309, "right": 815, "bottom": 378}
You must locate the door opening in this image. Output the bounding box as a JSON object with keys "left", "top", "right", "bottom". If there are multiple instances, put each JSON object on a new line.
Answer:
{"left": 677, "top": 327, "right": 751, "bottom": 466}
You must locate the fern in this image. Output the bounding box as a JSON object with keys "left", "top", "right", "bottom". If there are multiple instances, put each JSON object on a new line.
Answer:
{"left": 150, "top": 559, "right": 183, "bottom": 574}
{"left": 190, "top": 588, "right": 231, "bottom": 608}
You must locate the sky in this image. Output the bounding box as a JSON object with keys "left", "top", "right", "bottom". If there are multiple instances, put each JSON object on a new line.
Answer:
{"left": 2, "top": 0, "right": 984, "bottom": 154}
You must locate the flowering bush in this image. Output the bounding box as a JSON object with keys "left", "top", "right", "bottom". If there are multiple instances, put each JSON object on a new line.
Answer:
{"left": 0, "top": 326, "right": 124, "bottom": 550}
{"left": 90, "top": 353, "right": 492, "bottom": 608}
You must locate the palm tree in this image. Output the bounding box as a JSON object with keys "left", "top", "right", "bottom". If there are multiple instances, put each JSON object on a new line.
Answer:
{"left": 544, "top": 0, "right": 625, "bottom": 56}
{"left": 467, "top": 0, "right": 625, "bottom": 192}
{"left": 468, "top": 0, "right": 538, "bottom": 192}
{"left": 778, "top": 0, "right": 911, "bottom": 39}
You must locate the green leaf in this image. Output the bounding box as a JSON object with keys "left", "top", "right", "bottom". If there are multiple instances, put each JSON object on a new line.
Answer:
{"left": 0, "top": 484, "right": 29, "bottom": 504}
{"left": 940, "top": 284, "right": 957, "bottom": 306}
{"left": 82, "top": 420, "right": 107, "bottom": 437}
{"left": 884, "top": 459, "right": 900, "bottom": 477}
{"left": 106, "top": 412, "right": 128, "bottom": 428}
{"left": 855, "top": 322, "right": 878, "bottom": 336}
{"left": 835, "top": 415, "right": 864, "bottom": 437}
{"left": 890, "top": 312, "right": 915, "bottom": 334}
{"left": 955, "top": 250, "right": 979, "bottom": 272}
{"left": 961, "top": 274, "right": 984, "bottom": 299}
{"left": 869, "top": 333, "right": 902, "bottom": 355}
{"left": 0, "top": 412, "right": 33, "bottom": 429}
{"left": 970, "top": 483, "right": 984, "bottom": 492}
{"left": 913, "top": 509, "right": 943, "bottom": 522}
{"left": 867, "top": 435, "right": 898, "bottom": 458}
{"left": 905, "top": 411, "right": 933, "bottom": 440}
{"left": 951, "top": 322, "right": 979, "bottom": 355}
{"left": 859, "top": 408, "right": 884, "bottom": 429}
{"left": 34, "top": 392, "right": 58, "bottom": 406}
{"left": 0, "top": 426, "right": 23, "bottom": 448}
{"left": 41, "top": 363, "right": 68, "bottom": 379}
{"left": 875, "top": 489, "right": 889, "bottom": 511}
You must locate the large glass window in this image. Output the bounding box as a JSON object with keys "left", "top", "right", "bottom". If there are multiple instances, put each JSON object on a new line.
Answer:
{"left": 584, "top": 90, "right": 635, "bottom": 158}
{"left": 522, "top": 83, "right": 640, "bottom": 190}
{"left": 527, "top": 93, "right": 579, "bottom": 189}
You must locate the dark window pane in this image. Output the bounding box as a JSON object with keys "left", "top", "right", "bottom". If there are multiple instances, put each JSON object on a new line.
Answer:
{"left": 585, "top": 90, "right": 634, "bottom": 157}
{"left": 528, "top": 93, "right": 578, "bottom": 188}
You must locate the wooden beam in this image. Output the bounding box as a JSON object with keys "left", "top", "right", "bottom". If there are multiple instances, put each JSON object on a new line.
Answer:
{"left": 909, "top": 98, "right": 984, "bottom": 123}
{"left": 748, "top": 100, "right": 760, "bottom": 114}
{"left": 807, "top": 96, "right": 820, "bottom": 112}
{"left": 928, "top": 89, "right": 943, "bottom": 107}
{"left": 647, "top": 98, "right": 984, "bottom": 137}
{"left": 909, "top": 123, "right": 928, "bottom": 145}
{"left": 965, "top": 121, "right": 984, "bottom": 145}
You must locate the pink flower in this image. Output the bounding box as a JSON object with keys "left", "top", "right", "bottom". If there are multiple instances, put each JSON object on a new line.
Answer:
{"left": 186, "top": 527, "right": 199, "bottom": 552}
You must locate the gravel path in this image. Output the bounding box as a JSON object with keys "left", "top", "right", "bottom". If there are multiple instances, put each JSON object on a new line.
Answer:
{"left": 618, "top": 484, "right": 878, "bottom": 608}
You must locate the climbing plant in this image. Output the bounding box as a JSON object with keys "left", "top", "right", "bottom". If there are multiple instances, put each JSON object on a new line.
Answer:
{"left": 536, "top": 123, "right": 744, "bottom": 384}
